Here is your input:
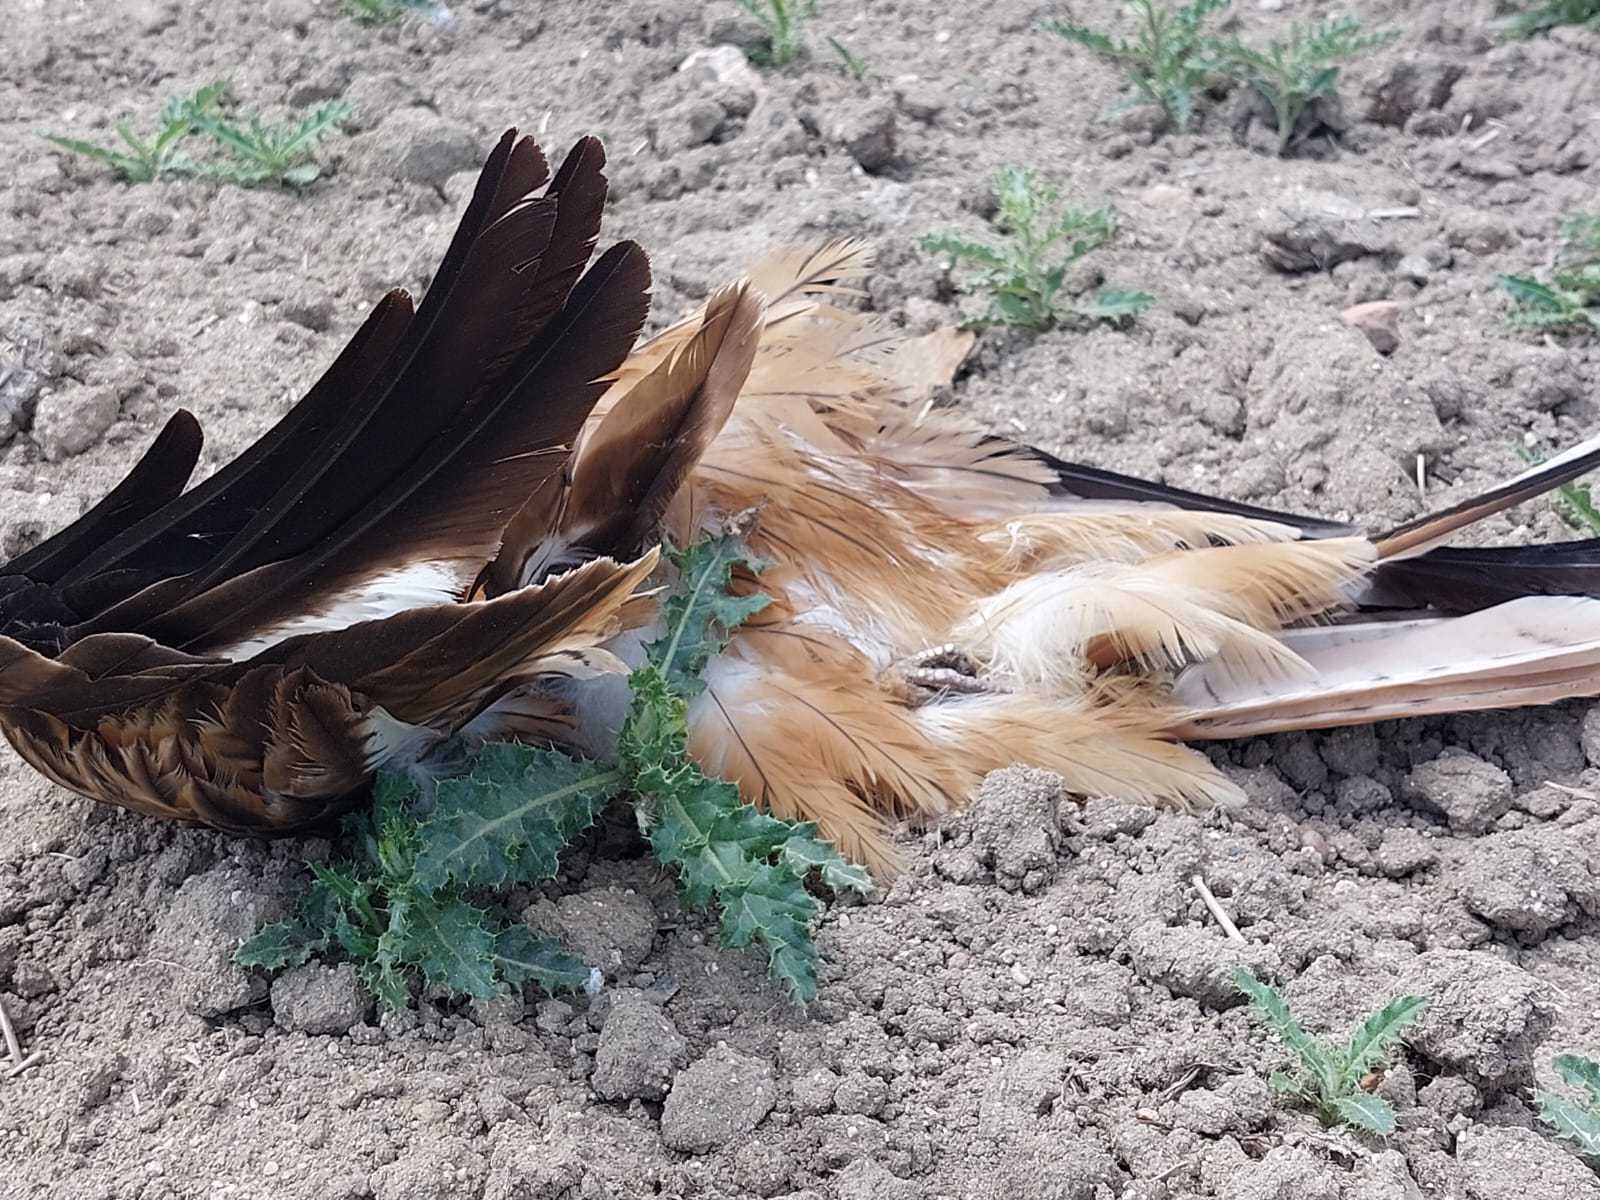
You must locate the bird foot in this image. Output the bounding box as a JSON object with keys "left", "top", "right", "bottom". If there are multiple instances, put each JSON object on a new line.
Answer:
{"left": 883, "top": 643, "right": 989, "bottom": 706}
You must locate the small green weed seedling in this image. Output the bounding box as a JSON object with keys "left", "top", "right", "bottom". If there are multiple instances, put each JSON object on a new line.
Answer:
{"left": 345, "top": 0, "right": 442, "bottom": 22}
{"left": 1045, "top": 0, "right": 1231, "bottom": 131}
{"left": 1515, "top": 444, "right": 1600, "bottom": 533}
{"left": 922, "top": 166, "right": 1153, "bottom": 330}
{"left": 1497, "top": 213, "right": 1600, "bottom": 333}
{"left": 239, "top": 537, "right": 870, "bottom": 1008}
{"left": 187, "top": 99, "right": 352, "bottom": 188}
{"left": 1211, "top": 17, "right": 1397, "bottom": 154}
{"left": 1233, "top": 967, "right": 1426, "bottom": 1135}
{"left": 44, "top": 81, "right": 226, "bottom": 183}
{"left": 1538, "top": 1054, "right": 1600, "bottom": 1159}
{"left": 737, "top": 0, "right": 816, "bottom": 67}
{"left": 828, "top": 36, "right": 869, "bottom": 80}
{"left": 1506, "top": 0, "right": 1600, "bottom": 37}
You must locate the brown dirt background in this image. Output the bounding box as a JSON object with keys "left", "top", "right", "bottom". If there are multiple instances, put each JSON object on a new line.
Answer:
{"left": 4, "top": 0, "right": 1600, "bottom": 1197}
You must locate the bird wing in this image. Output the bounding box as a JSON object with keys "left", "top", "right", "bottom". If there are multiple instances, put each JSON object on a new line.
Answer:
{"left": 63, "top": 135, "right": 650, "bottom": 658}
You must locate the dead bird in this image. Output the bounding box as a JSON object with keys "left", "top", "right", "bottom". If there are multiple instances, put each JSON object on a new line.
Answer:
{"left": 7, "top": 127, "right": 1600, "bottom": 872}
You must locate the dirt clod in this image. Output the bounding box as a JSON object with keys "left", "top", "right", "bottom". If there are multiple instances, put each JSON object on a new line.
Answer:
{"left": 270, "top": 963, "right": 371, "bottom": 1036}
{"left": 592, "top": 992, "right": 689, "bottom": 1101}
{"left": 1399, "top": 950, "right": 1553, "bottom": 1094}
{"left": 1402, "top": 753, "right": 1514, "bottom": 835}
{"left": 661, "top": 1046, "right": 777, "bottom": 1154}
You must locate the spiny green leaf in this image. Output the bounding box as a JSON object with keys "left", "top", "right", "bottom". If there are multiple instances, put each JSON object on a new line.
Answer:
{"left": 920, "top": 234, "right": 1008, "bottom": 270}
{"left": 1554, "top": 1054, "right": 1600, "bottom": 1104}
{"left": 385, "top": 893, "right": 499, "bottom": 1001}
{"left": 1233, "top": 968, "right": 1338, "bottom": 1096}
{"left": 236, "top": 921, "right": 323, "bottom": 970}
{"left": 346, "top": 0, "right": 441, "bottom": 23}
{"left": 1340, "top": 994, "right": 1426, "bottom": 1082}
{"left": 1508, "top": 0, "right": 1600, "bottom": 37}
{"left": 1331, "top": 1093, "right": 1397, "bottom": 1135}
{"left": 718, "top": 861, "right": 823, "bottom": 1004}
{"left": 411, "top": 743, "right": 622, "bottom": 891}
{"left": 1077, "top": 289, "right": 1156, "bottom": 322}
{"left": 1538, "top": 1090, "right": 1600, "bottom": 1157}
{"left": 362, "top": 958, "right": 413, "bottom": 1012}
{"left": 493, "top": 926, "right": 595, "bottom": 995}
{"left": 1498, "top": 273, "right": 1574, "bottom": 313}
{"left": 647, "top": 535, "right": 769, "bottom": 697}
{"left": 780, "top": 830, "right": 873, "bottom": 896}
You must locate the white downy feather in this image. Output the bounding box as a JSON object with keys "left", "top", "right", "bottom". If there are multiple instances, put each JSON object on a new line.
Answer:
{"left": 953, "top": 564, "right": 1306, "bottom": 693}
{"left": 217, "top": 561, "right": 464, "bottom": 660}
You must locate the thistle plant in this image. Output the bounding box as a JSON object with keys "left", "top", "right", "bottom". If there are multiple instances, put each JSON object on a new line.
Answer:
{"left": 44, "top": 82, "right": 227, "bottom": 183}
{"left": 736, "top": 0, "right": 816, "bottom": 67}
{"left": 186, "top": 99, "right": 352, "bottom": 188}
{"left": 240, "top": 536, "right": 869, "bottom": 1008}
{"left": 922, "top": 166, "right": 1153, "bottom": 329}
{"left": 1497, "top": 213, "right": 1600, "bottom": 333}
{"left": 1210, "top": 17, "right": 1397, "bottom": 154}
{"left": 1234, "top": 967, "right": 1426, "bottom": 1135}
{"left": 46, "top": 84, "right": 350, "bottom": 190}
{"left": 1045, "top": 0, "right": 1231, "bottom": 131}
{"left": 345, "top": 0, "right": 443, "bottom": 22}
{"left": 1506, "top": 0, "right": 1600, "bottom": 38}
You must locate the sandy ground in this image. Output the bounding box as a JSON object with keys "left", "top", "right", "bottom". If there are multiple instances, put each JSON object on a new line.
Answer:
{"left": 3, "top": 0, "right": 1600, "bottom": 1196}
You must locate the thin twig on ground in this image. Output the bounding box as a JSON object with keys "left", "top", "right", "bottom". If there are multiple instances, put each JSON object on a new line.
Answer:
{"left": 1192, "top": 873, "right": 1246, "bottom": 943}
{"left": 0, "top": 995, "right": 23, "bottom": 1062}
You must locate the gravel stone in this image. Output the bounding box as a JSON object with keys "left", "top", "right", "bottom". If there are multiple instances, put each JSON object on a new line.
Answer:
{"left": 32, "top": 384, "right": 118, "bottom": 460}
{"left": 830, "top": 98, "right": 897, "bottom": 172}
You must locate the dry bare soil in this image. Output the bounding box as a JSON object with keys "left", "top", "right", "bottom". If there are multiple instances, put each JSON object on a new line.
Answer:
{"left": 4, "top": 1, "right": 1600, "bottom": 1197}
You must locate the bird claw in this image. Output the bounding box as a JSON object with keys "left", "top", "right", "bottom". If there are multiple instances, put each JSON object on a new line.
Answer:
{"left": 883, "top": 643, "right": 989, "bottom": 705}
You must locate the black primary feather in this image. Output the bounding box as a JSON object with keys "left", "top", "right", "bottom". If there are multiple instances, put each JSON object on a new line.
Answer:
{"left": 56, "top": 293, "right": 415, "bottom": 591}
{"left": 3, "top": 409, "right": 203, "bottom": 585}
{"left": 133, "top": 240, "right": 654, "bottom": 653}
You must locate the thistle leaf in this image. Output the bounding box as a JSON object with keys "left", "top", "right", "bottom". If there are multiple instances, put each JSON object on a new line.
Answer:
{"left": 647, "top": 536, "right": 769, "bottom": 697}
{"left": 493, "top": 926, "right": 594, "bottom": 995}
{"left": 411, "top": 744, "right": 623, "bottom": 892}
{"left": 1537, "top": 1090, "right": 1600, "bottom": 1157}
{"left": 1233, "top": 968, "right": 1338, "bottom": 1096}
{"left": 1554, "top": 1054, "right": 1600, "bottom": 1104}
{"left": 236, "top": 921, "right": 323, "bottom": 970}
{"left": 780, "top": 830, "right": 874, "bottom": 896}
{"left": 1497, "top": 273, "right": 1573, "bottom": 313}
{"left": 384, "top": 893, "right": 499, "bottom": 1002}
{"left": 1340, "top": 994, "right": 1426, "bottom": 1082}
{"left": 1331, "top": 1093, "right": 1397, "bottom": 1135}
{"left": 718, "top": 862, "right": 823, "bottom": 1004}
{"left": 1077, "top": 288, "right": 1156, "bottom": 322}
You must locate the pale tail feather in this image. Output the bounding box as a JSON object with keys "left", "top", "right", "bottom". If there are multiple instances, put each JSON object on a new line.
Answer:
{"left": 1169, "top": 595, "right": 1600, "bottom": 738}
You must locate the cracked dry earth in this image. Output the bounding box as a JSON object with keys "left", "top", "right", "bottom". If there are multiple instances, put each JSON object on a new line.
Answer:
{"left": 5, "top": 0, "right": 1600, "bottom": 1197}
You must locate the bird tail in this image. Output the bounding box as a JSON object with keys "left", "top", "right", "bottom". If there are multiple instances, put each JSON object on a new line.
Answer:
{"left": 1169, "top": 596, "right": 1600, "bottom": 738}
{"left": 1160, "top": 431, "right": 1600, "bottom": 737}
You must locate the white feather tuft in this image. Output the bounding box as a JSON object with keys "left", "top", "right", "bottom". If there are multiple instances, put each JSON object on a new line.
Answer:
{"left": 953, "top": 564, "right": 1306, "bottom": 693}
{"left": 217, "top": 562, "right": 464, "bottom": 660}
